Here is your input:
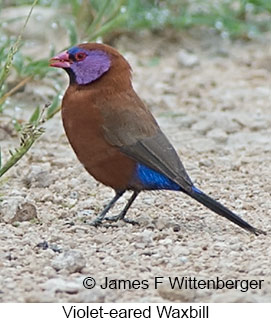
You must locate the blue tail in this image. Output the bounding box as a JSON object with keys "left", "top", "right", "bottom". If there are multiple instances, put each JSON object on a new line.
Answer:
{"left": 187, "top": 186, "right": 265, "bottom": 236}
{"left": 133, "top": 163, "right": 265, "bottom": 235}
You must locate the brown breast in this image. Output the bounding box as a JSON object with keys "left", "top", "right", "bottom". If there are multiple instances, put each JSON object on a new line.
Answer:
{"left": 61, "top": 85, "right": 136, "bottom": 191}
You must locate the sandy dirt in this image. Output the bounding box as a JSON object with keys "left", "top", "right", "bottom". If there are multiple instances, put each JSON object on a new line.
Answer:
{"left": 0, "top": 27, "right": 271, "bottom": 302}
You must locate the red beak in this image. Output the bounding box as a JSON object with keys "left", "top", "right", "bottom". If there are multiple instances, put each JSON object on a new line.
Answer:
{"left": 50, "top": 51, "right": 71, "bottom": 68}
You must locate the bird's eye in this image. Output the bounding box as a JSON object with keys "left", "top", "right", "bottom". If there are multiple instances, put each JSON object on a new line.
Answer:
{"left": 75, "top": 52, "right": 87, "bottom": 61}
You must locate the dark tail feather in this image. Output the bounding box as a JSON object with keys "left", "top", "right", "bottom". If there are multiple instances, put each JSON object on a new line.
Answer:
{"left": 186, "top": 186, "right": 266, "bottom": 236}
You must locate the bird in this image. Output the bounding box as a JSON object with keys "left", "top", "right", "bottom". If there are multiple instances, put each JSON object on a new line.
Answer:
{"left": 50, "top": 42, "right": 266, "bottom": 236}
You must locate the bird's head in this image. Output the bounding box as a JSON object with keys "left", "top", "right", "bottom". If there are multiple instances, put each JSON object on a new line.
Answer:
{"left": 50, "top": 43, "right": 131, "bottom": 86}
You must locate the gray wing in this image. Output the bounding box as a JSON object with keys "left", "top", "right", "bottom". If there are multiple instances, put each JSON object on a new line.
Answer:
{"left": 100, "top": 90, "right": 193, "bottom": 192}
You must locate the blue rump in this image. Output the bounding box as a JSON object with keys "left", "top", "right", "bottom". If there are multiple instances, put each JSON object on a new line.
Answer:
{"left": 134, "top": 163, "right": 180, "bottom": 190}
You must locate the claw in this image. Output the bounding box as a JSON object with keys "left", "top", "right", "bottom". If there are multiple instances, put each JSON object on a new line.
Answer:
{"left": 105, "top": 214, "right": 139, "bottom": 225}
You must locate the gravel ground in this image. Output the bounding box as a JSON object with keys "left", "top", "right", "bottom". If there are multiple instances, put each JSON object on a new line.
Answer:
{"left": 0, "top": 29, "right": 271, "bottom": 303}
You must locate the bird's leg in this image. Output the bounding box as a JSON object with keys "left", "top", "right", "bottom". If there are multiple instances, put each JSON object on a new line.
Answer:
{"left": 88, "top": 190, "right": 125, "bottom": 226}
{"left": 105, "top": 191, "right": 139, "bottom": 225}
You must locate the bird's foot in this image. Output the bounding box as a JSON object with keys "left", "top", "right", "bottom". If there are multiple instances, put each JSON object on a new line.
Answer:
{"left": 85, "top": 216, "right": 104, "bottom": 227}
{"left": 104, "top": 214, "right": 139, "bottom": 225}
{"left": 85, "top": 215, "right": 139, "bottom": 227}
{"left": 85, "top": 218, "right": 119, "bottom": 228}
